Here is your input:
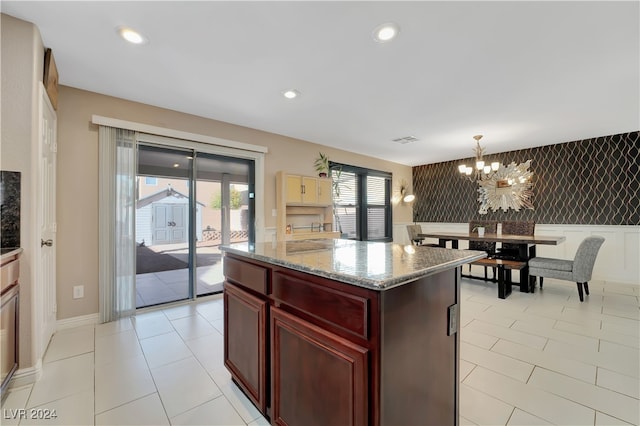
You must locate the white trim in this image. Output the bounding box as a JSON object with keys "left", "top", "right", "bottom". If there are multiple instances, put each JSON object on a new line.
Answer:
{"left": 91, "top": 115, "right": 268, "bottom": 154}
{"left": 56, "top": 313, "right": 99, "bottom": 330}
{"left": 416, "top": 222, "right": 640, "bottom": 285}
{"left": 9, "top": 360, "right": 43, "bottom": 388}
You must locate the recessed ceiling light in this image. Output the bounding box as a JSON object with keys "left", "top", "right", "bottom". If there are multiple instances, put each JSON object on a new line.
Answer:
{"left": 282, "top": 89, "right": 300, "bottom": 99}
{"left": 117, "top": 26, "right": 148, "bottom": 45}
{"left": 373, "top": 22, "right": 400, "bottom": 43}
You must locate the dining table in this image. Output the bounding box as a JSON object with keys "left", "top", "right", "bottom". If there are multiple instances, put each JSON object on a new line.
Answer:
{"left": 418, "top": 231, "right": 566, "bottom": 293}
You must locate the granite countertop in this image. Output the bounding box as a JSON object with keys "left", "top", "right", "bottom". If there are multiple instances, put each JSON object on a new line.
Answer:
{"left": 221, "top": 239, "right": 487, "bottom": 291}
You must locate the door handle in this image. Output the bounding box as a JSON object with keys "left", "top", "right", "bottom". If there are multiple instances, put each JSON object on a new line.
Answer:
{"left": 41, "top": 239, "right": 53, "bottom": 247}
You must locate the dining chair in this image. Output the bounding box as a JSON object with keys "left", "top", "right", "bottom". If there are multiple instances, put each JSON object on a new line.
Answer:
{"left": 406, "top": 224, "right": 440, "bottom": 247}
{"left": 406, "top": 224, "right": 425, "bottom": 246}
{"left": 495, "top": 220, "right": 536, "bottom": 260}
{"left": 528, "top": 236, "right": 605, "bottom": 302}
{"left": 468, "top": 220, "right": 498, "bottom": 280}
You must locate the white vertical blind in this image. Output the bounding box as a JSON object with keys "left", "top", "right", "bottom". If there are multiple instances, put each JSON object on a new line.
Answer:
{"left": 99, "top": 126, "right": 137, "bottom": 323}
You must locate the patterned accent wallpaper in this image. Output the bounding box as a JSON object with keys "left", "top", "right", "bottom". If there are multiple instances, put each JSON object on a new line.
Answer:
{"left": 412, "top": 131, "right": 640, "bottom": 225}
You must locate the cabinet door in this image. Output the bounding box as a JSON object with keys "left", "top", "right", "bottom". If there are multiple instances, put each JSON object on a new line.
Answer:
{"left": 224, "top": 282, "right": 267, "bottom": 412}
{"left": 271, "top": 307, "right": 368, "bottom": 426}
{"left": 285, "top": 175, "right": 302, "bottom": 204}
{"left": 301, "top": 176, "right": 318, "bottom": 204}
{"left": 317, "top": 178, "right": 332, "bottom": 205}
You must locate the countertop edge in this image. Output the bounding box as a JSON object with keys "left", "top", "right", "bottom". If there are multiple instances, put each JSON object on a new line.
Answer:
{"left": 221, "top": 246, "right": 487, "bottom": 291}
{"left": 1, "top": 248, "right": 23, "bottom": 261}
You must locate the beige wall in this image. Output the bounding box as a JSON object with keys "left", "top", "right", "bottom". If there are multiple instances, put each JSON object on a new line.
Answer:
{"left": 56, "top": 85, "right": 412, "bottom": 320}
{"left": 0, "top": 14, "right": 45, "bottom": 368}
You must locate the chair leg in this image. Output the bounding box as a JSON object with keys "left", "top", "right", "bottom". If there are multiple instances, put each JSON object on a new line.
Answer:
{"left": 540, "top": 277, "right": 543, "bottom": 289}
{"left": 576, "top": 282, "right": 584, "bottom": 302}
{"left": 584, "top": 282, "right": 589, "bottom": 295}
{"left": 484, "top": 266, "right": 488, "bottom": 281}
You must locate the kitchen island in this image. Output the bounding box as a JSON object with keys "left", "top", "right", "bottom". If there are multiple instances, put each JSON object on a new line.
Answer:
{"left": 220, "top": 239, "right": 486, "bottom": 426}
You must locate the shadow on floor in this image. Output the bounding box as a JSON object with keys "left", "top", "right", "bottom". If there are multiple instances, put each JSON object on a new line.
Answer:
{"left": 136, "top": 245, "right": 223, "bottom": 274}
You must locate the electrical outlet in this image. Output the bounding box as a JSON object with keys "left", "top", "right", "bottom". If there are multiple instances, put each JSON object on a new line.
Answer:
{"left": 73, "top": 285, "right": 84, "bottom": 299}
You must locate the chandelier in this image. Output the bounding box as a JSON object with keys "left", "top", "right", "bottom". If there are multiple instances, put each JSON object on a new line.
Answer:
{"left": 457, "top": 135, "right": 500, "bottom": 181}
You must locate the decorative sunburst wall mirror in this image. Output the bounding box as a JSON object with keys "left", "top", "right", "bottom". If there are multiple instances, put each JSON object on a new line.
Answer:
{"left": 477, "top": 160, "right": 534, "bottom": 214}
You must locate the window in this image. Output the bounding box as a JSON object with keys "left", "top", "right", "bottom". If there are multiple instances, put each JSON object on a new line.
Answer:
{"left": 145, "top": 176, "right": 157, "bottom": 185}
{"left": 332, "top": 164, "right": 392, "bottom": 242}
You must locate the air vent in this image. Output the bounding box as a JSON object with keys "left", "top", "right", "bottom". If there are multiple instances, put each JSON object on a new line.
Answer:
{"left": 392, "top": 135, "right": 419, "bottom": 144}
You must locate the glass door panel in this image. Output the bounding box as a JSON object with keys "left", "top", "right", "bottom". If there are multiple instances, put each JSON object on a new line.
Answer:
{"left": 195, "top": 153, "right": 254, "bottom": 297}
{"left": 136, "top": 145, "right": 192, "bottom": 308}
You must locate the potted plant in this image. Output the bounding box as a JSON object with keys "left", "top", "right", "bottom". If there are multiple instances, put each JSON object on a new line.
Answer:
{"left": 314, "top": 152, "right": 330, "bottom": 177}
{"left": 472, "top": 225, "right": 486, "bottom": 237}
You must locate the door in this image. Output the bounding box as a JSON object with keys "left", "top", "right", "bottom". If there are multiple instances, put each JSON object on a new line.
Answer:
{"left": 301, "top": 176, "right": 318, "bottom": 204}
{"left": 136, "top": 144, "right": 255, "bottom": 307}
{"left": 224, "top": 282, "right": 267, "bottom": 412}
{"left": 195, "top": 153, "right": 254, "bottom": 297}
{"left": 285, "top": 175, "right": 302, "bottom": 204}
{"left": 152, "top": 204, "right": 187, "bottom": 245}
{"left": 317, "top": 178, "right": 332, "bottom": 205}
{"left": 271, "top": 306, "right": 368, "bottom": 426}
{"left": 35, "top": 83, "right": 57, "bottom": 361}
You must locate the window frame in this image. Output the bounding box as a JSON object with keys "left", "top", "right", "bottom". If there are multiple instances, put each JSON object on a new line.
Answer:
{"left": 330, "top": 162, "right": 392, "bottom": 242}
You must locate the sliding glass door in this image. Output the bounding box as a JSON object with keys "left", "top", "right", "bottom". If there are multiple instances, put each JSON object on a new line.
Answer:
{"left": 194, "top": 153, "right": 254, "bottom": 297}
{"left": 135, "top": 144, "right": 254, "bottom": 308}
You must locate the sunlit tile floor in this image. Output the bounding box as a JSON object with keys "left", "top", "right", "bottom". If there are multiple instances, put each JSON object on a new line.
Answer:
{"left": 2, "top": 276, "right": 639, "bottom": 425}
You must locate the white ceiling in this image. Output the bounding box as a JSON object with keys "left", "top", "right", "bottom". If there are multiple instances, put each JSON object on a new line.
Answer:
{"left": 3, "top": 1, "right": 638, "bottom": 166}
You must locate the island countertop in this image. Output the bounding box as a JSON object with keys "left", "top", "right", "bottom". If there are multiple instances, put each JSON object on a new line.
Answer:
{"left": 221, "top": 239, "right": 486, "bottom": 291}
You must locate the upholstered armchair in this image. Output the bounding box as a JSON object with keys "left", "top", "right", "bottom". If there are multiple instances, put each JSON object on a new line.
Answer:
{"left": 528, "top": 236, "right": 605, "bottom": 302}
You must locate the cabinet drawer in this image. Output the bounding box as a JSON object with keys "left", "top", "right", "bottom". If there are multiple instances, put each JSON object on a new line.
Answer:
{"left": 272, "top": 271, "right": 370, "bottom": 340}
{"left": 1, "top": 258, "right": 19, "bottom": 293}
{"left": 224, "top": 256, "right": 268, "bottom": 295}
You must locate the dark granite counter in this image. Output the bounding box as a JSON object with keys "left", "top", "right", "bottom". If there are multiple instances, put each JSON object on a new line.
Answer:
{"left": 221, "top": 239, "right": 486, "bottom": 290}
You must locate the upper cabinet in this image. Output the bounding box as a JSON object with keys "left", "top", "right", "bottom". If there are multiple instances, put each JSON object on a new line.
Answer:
{"left": 276, "top": 171, "right": 339, "bottom": 241}
{"left": 284, "top": 175, "right": 327, "bottom": 206}
{"left": 317, "top": 178, "right": 332, "bottom": 205}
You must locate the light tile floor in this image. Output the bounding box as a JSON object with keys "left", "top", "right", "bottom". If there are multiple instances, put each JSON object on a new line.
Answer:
{"left": 2, "top": 277, "right": 638, "bottom": 425}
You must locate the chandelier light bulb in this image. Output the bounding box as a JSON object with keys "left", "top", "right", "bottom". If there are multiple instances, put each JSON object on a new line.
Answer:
{"left": 483, "top": 165, "right": 491, "bottom": 174}
{"left": 491, "top": 162, "right": 500, "bottom": 171}
{"left": 465, "top": 167, "right": 473, "bottom": 175}
{"left": 458, "top": 164, "right": 467, "bottom": 174}
{"left": 476, "top": 160, "right": 485, "bottom": 170}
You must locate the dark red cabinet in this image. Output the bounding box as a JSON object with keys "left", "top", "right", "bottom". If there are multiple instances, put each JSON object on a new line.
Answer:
{"left": 223, "top": 253, "right": 460, "bottom": 426}
{"left": 223, "top": 281, "right": 267, "bottom": 412}
{"left": 271, "top": 306, "right": 368, "bottom": 426}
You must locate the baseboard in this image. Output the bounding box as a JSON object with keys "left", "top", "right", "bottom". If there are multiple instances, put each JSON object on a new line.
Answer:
{"left": 9, "top": 359, "right": 42, "bottom": 389}
{"left": 56, "top": 313, "right": 99, "bottom": 330}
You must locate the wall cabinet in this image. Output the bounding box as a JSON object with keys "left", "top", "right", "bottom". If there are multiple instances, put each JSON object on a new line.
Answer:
{"left": 284, "top": 175, "right": 319, "bottom": 205}
{"left": 276, "top": 171, "right": 339, "bottom": 241}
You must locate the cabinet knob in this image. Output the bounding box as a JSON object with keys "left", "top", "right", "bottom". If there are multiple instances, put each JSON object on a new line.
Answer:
{"left": 41, "top": 239, "right": 53, "bottom": 247}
